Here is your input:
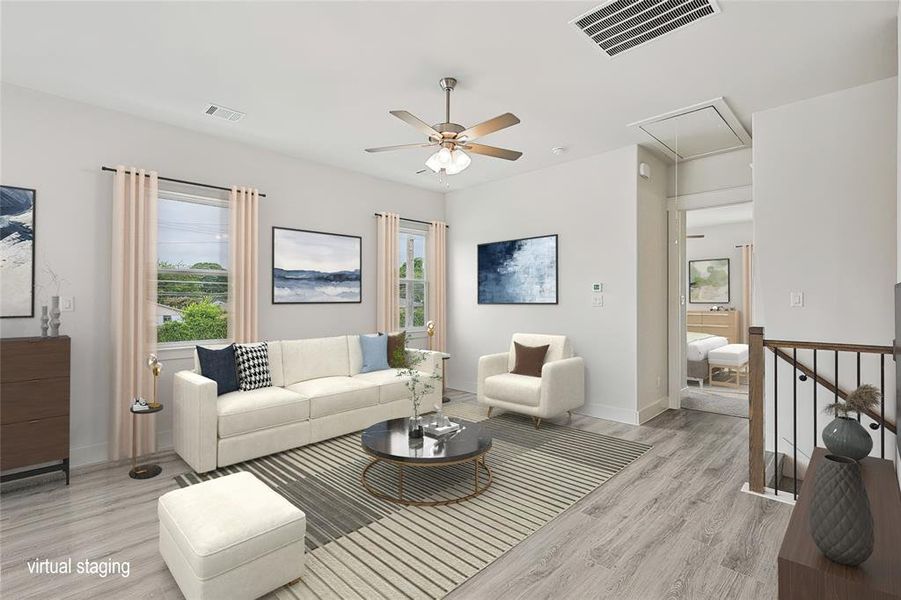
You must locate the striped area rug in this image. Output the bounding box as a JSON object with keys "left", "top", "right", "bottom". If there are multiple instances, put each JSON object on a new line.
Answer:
{"left": 174, "top": 402, "right": 651, "bottom": 600}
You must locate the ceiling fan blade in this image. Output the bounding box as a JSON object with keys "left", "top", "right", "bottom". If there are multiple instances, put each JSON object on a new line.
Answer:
{"left": 457, "top": 113, "right": 520, "bottom": 141}
{"left": 462, "top": 143, "right": 522, "bottom": 161}
{"left": 389, "top": 110, "right": 441, "bottom": 139}
{"left": 687, "top": 234, "right": 705, "bottom": 239}
{"left": 365, "top": 142, "right": 437, "bottom": 153}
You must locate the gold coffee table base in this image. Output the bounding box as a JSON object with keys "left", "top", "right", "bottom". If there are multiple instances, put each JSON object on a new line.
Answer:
{"left": 361, "top": 453, "right": 492, "bottom": 507}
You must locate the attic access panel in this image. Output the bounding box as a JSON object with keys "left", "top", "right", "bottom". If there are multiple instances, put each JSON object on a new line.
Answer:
{"left": 629, "top": 97, "right": 751, "bottom": 161}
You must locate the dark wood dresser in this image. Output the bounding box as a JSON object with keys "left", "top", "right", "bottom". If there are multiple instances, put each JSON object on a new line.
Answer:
{"left": 0, "top": 336, "right": 71, "bottom": 484}
{"left": 778, "top": 448, "right": 901, "bottom": 599}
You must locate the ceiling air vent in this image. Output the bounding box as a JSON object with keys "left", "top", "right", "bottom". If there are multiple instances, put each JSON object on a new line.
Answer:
{"left": 203, "top": 103, "right": 245, "bottom": 122}
{"left": 571, "top": 0, "right": 721, "bottom": 58}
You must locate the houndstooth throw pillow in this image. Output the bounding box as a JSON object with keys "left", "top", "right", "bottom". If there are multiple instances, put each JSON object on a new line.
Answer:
{"left": 234, "top": 343, "right": 272, "bottom": 391}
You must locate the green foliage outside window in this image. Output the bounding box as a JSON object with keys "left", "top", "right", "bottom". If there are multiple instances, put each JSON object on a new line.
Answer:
{"left": 157, "top": 261, "right": 228, "bottom": 342}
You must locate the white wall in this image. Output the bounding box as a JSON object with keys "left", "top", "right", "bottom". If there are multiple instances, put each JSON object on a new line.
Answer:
{"left": 685, "top": 221, "right": 753, "bottom": 314}
{"left": 446, "top": 145, "right": 660, "bottom": 424}
{"left": 754, "top": 77, "right": 897, "bottom": 468}
{"left": 636, "top": 147, "right": 669, "bottom": 421}
{"left": 0, "top": 84, "right": 444, "bottom": 467}
{"left": 667, "top": 147, "right": 753, "bottom": 198}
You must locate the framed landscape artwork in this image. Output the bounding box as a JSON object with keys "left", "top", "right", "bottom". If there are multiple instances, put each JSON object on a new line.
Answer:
{"left": 689, "top": 258, "right": 730, "bottom": 303}
{"left": 1, "top": 185, "right": 36, "bottom": 318}
{"left": 478, "top": 234, "right": 558, "bottom": 304}
{"left": 272, "top": 227, "right": 362, "bottom": 304}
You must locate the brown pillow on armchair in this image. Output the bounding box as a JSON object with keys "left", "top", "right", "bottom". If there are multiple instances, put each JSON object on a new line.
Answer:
{"left": 386, "top": 331, "right": 408, "bottom": 368}
{"left": 510, "top": 342, "right": 549, "bottom": 378}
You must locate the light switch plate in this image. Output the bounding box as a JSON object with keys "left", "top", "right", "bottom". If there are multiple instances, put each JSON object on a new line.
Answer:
{"left": 592, "top": 294, "right": 604, "bottom": 307}
{"left": 59, "top": 296, "right": 74, "bottom": 312}
{"left": 790, "top": 292, "right": 804, "bottom": 308}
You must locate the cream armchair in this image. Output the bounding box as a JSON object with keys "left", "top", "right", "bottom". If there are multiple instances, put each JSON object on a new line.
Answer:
{"left": 477, "top": 333, "right": 585, "bottom": 428}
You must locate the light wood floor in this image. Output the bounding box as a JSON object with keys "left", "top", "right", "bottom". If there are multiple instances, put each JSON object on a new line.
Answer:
{"left": 1, "top": 391, "right": 792, "bottom": 600}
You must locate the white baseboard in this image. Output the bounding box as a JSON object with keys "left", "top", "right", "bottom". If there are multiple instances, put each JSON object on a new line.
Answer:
{"left": 638, "top": 396, "right": 669, "bottom": 424}
{"left": 69, "top": 429, "right": 174, "bottom": 469}
{"left": 575, "top": 402, "right": 639, "bottom": 425}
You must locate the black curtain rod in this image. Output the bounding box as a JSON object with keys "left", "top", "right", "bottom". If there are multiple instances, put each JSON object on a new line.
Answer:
{"left": 373, "top": 213, "right": 448, "bottom": 228}
{"left": 101, "top": 166, "right": 267, "bottom": 198}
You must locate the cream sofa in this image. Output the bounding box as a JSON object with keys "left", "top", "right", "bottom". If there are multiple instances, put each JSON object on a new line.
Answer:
{"left": 173, "top": 335, "right": 442, "bottom": 473}
{"left": 477, "top": 333, "right": 584, "bottom": 427}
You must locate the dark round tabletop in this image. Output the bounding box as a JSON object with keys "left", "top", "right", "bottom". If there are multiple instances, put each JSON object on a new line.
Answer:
{"left": 361, "top": 418, "right": 492, "bottom": 464}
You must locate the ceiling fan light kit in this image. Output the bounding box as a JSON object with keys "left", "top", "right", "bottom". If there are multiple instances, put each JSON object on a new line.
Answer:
{"left": 366, "top": 76, "right": 522, "bottom": 177}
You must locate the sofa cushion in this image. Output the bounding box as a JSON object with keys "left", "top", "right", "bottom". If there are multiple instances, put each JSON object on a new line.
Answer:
{"left": 282, "top": 336, "right": 350, "bottom": 385}
{"left": 348, "top": 335, "right": 363, "bottom": 375}
{"left": 234, "top": 343, "right": 272, "bottom": 391}
{"left": 196, "top": 344, "right": 239, "bottom": 396}
{"left": 360, "top": 334, "right": 389, "bottom": 373}
{"left": 511, "top": 342, "right": 550, "bottom": 378}
{"left": 352, "top": 369, "right": 413, "bottom": 404}
{"left": 217, "top": 386, "right": 309, "bottom": 438}
{"left": 287, "top": 376, "right": 379, "bottom": 418}
{"left": 484, "top": 373, "right": 542, "bottom": 407}
{"left": 157, "top": 471, "right": 306, "bottom": 580}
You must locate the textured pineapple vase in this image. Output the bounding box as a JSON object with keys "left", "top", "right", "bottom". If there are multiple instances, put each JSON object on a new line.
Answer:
{"left": 808, "top": 454, "right": 874, "bottom": 566}
{"left": 822, "top": 416, "right": 873, "bottom": 460}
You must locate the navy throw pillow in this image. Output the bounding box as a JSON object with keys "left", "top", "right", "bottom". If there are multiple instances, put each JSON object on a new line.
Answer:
{"left": 197, "top": 344, "right": 240, "bottom": 396}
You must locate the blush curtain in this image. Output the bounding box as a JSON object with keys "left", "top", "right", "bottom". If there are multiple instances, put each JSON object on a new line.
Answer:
{"left": 377, "top": 212, "right": 400, "bottom": 332}
{"left": 110, "top": 166, "right": 158, "bottom": 460}
{"left": 428, "top": 221, "right": 448, "bottom": 351}
{"left": 229, "top": 186, "right": 260, "bottom": 343}
{"left": 741, "top": 243, "right": 753, "bottom": 343}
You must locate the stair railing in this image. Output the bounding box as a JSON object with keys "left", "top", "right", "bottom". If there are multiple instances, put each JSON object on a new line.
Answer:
{"left": 748, "top": 326, "right": 894, "bottom": 498}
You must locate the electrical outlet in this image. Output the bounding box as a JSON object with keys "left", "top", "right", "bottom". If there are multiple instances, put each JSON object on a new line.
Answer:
{"left": 59, "top": 296, "right": 74, "bottom": 312}
{"left": 790, "top": 292, "right": 804, "bottom": 308}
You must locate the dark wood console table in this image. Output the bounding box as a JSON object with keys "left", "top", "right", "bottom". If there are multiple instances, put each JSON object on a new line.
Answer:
{"left": 0, "top": 336, "right": 71, "bottom": 485}
{"left": 778, "top": 447, "right": 901, "bottom": 599}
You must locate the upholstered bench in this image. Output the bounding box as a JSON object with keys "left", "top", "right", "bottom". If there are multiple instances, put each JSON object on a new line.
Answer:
{"left": 158, "top": 471, "right": 306, "bottom": 600}
{"left": 708, "top": 343, "right": 750, "bottom": 388}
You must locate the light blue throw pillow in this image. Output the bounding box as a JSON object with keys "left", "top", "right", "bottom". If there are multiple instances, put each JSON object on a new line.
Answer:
{"left": 360, "top": 333, "right": 389, "bottom": 373}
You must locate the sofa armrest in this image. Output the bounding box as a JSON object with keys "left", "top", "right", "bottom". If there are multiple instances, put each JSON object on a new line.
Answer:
{"left": 172, "top": 370, "right": 219, "bottom": 473}
{"left": 477, "top": 352, "right": 510, "bottom": 403}
{"left": 405, "top": 348, "right": 445, "bottom": 378}
{"left": 539, "top": 357, "right": 585, "bottom": 416}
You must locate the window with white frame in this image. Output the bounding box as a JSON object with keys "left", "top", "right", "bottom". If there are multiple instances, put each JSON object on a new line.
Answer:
{"left": 398, "top": 227, "right": 427, "bottom": 330}
{"left": 156, "top": 191, "right": 229, "bottom": 344}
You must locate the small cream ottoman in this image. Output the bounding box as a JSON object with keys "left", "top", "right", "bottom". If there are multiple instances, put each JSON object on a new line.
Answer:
{"left": 708, "top": 343, "right": 750, "bottom": 388}
{"left": 158, "top": 471, "right": 306, "bottom": 600}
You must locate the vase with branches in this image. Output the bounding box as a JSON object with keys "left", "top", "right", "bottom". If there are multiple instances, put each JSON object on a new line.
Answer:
{"left": 821, "top": 384, "right": 880, "bottom": 460}
{"left": 397, "top": 350, "right": 442, "bottom": 438}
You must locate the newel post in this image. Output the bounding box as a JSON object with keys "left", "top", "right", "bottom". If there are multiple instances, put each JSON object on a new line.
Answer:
{"left": 748, "top": 326, "right": 765, "bottom": 492}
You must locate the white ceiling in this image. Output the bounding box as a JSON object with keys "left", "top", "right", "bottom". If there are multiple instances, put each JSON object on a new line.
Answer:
{"left": 2, "top": 1, "right": 897, "bottom": 192}
{"left": 686, "top": 202, "right": 753, "bottom": 228}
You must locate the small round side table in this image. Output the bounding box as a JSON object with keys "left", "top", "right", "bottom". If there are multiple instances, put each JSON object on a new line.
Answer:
{"left": 129, "top": 403, "right": 163, "bottom": 479}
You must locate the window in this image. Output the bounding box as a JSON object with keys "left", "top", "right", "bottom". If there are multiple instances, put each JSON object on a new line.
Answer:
{"left": 398, "top": 228, "right": 427, "bottom": 330}
{"left": 156, "top": 191, "right": 229, "bottom": 344}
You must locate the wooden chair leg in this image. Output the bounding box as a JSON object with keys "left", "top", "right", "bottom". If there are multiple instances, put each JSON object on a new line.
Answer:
{"left": 487, "top": 407, "right": 493, "bottom": 417}
{"left": 532, "top": 417, "right": 541, "bottom": 429}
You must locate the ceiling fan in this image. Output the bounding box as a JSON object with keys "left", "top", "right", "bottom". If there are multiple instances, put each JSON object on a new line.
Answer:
{"left": 365, "top": 77, "right": 522, "bottom": 176}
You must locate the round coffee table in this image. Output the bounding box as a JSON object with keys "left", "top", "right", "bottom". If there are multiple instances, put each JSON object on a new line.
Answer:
{"left": 360, "top": 417, "right": 492, "bottom": 506}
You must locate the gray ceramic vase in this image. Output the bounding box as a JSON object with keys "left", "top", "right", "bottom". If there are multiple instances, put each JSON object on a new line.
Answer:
{"left": 808, "top": 454, "right": 874, "bottom": 566}
{"left": 822, "top": 416, "right": 872, "bottom": 460}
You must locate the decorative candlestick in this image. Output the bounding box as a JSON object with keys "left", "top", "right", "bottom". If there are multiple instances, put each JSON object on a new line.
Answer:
{"left": 147, "top": 354, "right": 163, "bottom": 409}
{"left": 49, "top": 296, "right": 61, "bottom": 336}
{"left": 40, "top": 306, "right": 49, "bottom": 337}
{"left": 426, "top": 320, "right": 435, "bottom": 351}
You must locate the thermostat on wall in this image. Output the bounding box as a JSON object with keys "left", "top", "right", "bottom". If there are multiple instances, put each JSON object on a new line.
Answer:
{"left": 592, "top": 283, "right": 603, "bottom": 292}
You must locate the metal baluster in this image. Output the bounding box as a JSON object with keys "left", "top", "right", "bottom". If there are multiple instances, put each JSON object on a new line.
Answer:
{"left": 793, "top": 348, "right": 798, "bottom": 500}
{"left": 834, "top": 351, "right": 839, "bottom": 418}
{"left": 813, "top": 350, "right": 818, "bottom": 448}
{"left": 880, "top": 354, "right": 885, "bottom": 459}
{"left": 773, "top": 347, "right": 779, "bottom": 496}
{"left": 856, "top": 352, "right": 861, "bottom": 422}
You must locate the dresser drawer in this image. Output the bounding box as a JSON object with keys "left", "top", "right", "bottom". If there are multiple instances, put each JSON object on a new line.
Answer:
{"left": 0, "top": 377, "right": 70, "bottom": 425}
{"left": 0, "top": 415, "right": 69, "bottom": 470}
{"left": 0, "top": 337, "right": 70, "bottom": 383}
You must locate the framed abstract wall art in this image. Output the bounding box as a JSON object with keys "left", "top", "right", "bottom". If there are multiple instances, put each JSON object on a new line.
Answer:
{"left": 1, "top": 185, "right": 36, "bottom": 318}
{"left": 689, "top": 258, "right": 730, "bottom": 303}
{"left": 477, "top": 234, "right": 557, "bottom": 304}
{"left": 272, "top": 227, "right": 362, "bottom": 304}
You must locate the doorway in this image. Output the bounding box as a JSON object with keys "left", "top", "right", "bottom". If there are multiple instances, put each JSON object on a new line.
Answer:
{"left": 668, "top": 196, "right": 754, "bottom": 418}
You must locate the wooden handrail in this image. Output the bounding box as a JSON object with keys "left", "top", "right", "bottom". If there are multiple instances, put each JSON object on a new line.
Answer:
{"left": 763, "top": 339, "right": 892, "bottom": 354}
{"left": 769, "top": 347, "right": 895, "bottom": 434}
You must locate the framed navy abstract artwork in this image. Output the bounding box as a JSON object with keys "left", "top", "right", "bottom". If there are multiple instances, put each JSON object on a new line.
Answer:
{"left": 1, "top": 185, "right": 36, "bottom": 318}
{"left": 477, "top": 234, "right": 558, "bottom": 304}
{"left": 272, "top": 227, "right": 362, "bottom": 304}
